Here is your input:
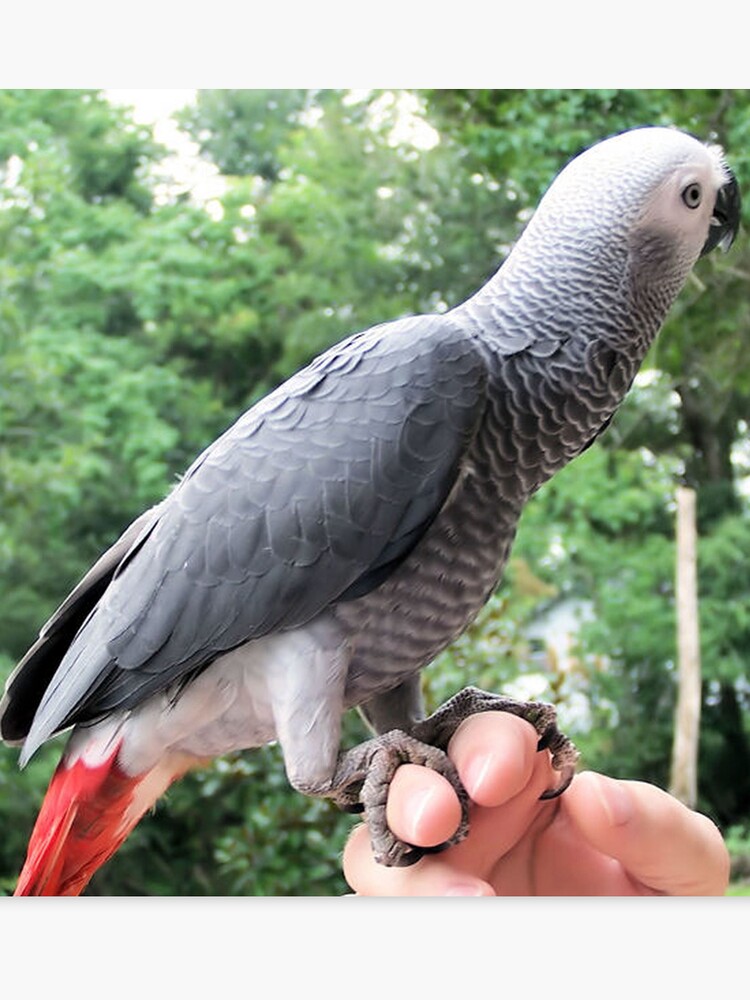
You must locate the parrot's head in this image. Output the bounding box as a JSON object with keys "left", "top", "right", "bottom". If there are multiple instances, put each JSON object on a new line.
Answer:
{"left": 605, "top": 126, "right": 740, "bottom": 264}
{"left": 541, "top": 125, "right": 739, "bottom": 267}
{"left": 505, "top": 125, "right": 741, "bottom": 355}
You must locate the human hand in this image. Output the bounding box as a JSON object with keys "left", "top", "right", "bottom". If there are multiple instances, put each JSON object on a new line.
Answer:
{"left": 343, "top": 712, "right": 730, "bottom": 895}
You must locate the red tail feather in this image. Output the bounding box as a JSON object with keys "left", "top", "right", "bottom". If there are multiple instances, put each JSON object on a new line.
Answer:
{"left": 14, "top": 742, "right": 144, "bottom": 896}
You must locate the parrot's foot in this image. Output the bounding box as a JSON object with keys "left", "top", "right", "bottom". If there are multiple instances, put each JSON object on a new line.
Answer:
{"left": 412, "top": 686, "right": 579, "bottom": 801}
{"left": 330, "top": 730, "right": 471, "bottom": 867}
{"left": 326, "top": 688, "right": 578, "bottom": 867}
{"left": 331, "top": 687, "right": 578, "bottom": 868}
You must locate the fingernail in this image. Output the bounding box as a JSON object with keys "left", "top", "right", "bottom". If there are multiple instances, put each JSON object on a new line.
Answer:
{"left": 444, "top": 881, "right": 489, "bottom": 896}
{"left": 464, "top": 752, "right": 494, "bottom": 798}
{"left": 404, "top": 787, "right": 437, "bottom": 844}
{"left": 592, "top": 774, "right": 634, "bottom": 827}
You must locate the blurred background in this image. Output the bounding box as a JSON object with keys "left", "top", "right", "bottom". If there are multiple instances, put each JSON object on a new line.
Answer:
{"left": 1, "top": 88, "right": 749, "bottom": 895}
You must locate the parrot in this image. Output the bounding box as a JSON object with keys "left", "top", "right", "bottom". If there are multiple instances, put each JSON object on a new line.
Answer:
{"left": 1, "top": 125, "right": 740, "bottom": 896}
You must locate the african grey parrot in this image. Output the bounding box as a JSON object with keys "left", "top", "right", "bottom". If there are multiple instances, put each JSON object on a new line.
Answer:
{"left": 1, "top": 126, "right": 740, "bottom": 895}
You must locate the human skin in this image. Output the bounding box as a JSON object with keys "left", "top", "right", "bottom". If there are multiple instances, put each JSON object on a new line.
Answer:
{"left": 343, "top": 713, "right": 730, "bottom": 896}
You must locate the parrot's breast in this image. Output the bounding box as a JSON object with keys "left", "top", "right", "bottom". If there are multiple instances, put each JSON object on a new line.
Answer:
{"left": 336, "top": 447, "right": 524, "bottom": 705}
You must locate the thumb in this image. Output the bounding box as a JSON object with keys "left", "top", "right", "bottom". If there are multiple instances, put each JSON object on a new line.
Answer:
{"left": 563, "top": 771, "right": 729, "bottom": 896}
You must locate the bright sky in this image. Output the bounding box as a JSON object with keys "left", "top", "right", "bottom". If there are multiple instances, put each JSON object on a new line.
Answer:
{"left": 103, "top": 89, "right": 439, "bottom": 209}
{"left": 105, "top": 89, "right": 196, "bottom": 129}
{"left": 105, "top": 89, "right": 227, "bottom": 205}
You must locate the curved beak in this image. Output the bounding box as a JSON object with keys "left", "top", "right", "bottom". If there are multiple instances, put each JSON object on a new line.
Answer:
{"left": 701, "top": 170, "right": 741, "bottom": 256}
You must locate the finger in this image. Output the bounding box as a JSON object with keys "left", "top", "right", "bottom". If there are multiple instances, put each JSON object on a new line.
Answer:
{"left": 343, "top": 712, "right": 561, "bottom": 894}
{"left": 389, "top": 713, "right": 559, "bottom": 882}
{"left": 563, "top": 771, "right": 730, "bottom": 895}
{"left": 448, "top": 711, "right": 555, "bottom": 807}
{"left": 521, "top": 799, "right": 646, "bottom": 895}
{"left": 385, "top": 764, "right": 463, "bottom": 849}
{"left": 384, "top": 713, "right": 549, "bottom": 849}
{"left": 342, "top": 822, "right": 495, "bottom": 896}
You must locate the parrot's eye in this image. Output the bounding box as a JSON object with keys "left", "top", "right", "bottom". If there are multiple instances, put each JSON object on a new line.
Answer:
{"left": 681, "top": 182, "right": 702, "bottom": 209}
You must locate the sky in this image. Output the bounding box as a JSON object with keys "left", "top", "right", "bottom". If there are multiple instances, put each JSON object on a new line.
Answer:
{"left": 105, "top": 89, "right": 227, "bottom": 206}
{"left": 103, "top": 89, "right": 440, "bottom": 209}
{"left": 105, "top": 89, "right": 196, "bottom": 131}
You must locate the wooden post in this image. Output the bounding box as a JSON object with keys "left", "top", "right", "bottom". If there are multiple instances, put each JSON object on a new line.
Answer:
{"left": 669, "top": 485, "right": 701, "bottom": 808}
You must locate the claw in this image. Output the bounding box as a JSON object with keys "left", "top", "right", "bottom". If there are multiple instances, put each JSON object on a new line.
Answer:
{"left": 539, "top": 764, "right": 577, "bottom": 800}
{"left": 536, "top": 720, "right": 580, "bottom": 799}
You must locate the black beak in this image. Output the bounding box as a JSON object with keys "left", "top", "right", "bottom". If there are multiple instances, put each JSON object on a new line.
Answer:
{"left": 701, "top": 170, "right": 741, "bottom": 256}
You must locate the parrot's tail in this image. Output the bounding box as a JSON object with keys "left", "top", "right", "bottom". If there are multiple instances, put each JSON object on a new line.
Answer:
{"left": 14, "top": 741, "right": 191, "bottom": 896}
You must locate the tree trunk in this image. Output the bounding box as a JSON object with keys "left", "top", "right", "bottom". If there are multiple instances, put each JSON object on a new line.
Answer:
{"left": 669, "top": 486, "right": 702, "bottom": 807}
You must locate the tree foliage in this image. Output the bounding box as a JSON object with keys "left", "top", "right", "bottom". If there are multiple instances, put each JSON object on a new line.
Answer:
{"left": 1, "top": 89, "right": 749, "bottom": 894}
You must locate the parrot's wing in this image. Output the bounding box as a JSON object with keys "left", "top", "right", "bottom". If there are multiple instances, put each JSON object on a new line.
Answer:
{"left": 14, "top": 313, "right": 488, "bottom": 760}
